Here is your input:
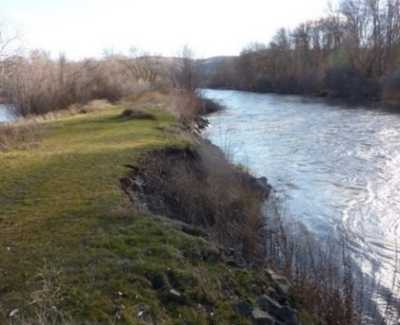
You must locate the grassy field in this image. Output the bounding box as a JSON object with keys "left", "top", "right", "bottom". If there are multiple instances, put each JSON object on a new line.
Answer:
{"left": 0, "top": 100, "right": 309, "bottom": 324}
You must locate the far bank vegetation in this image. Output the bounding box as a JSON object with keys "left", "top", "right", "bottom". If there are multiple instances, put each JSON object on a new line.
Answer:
{"left": 203, "top": 0, "right": 400, "bottom": 106}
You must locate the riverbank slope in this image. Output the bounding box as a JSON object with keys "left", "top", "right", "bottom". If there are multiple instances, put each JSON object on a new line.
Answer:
{"left": 0, "top": 94, "right": 314, "bottom": 324}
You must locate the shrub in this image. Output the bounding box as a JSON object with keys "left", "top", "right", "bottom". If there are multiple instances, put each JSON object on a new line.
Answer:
{"left": 120, "top": 108, "right": 155, "bottom": 120}
{"left": 383, "top": 70, "right": 400, "bottom": 106}
{"left": 122, "top": 143, "right": 268, "bottom": 263}
{"left": 325, "top": 66, "right": 380, "bottom": 100}
{"left": 197, "top": 97, "right": 224, "bottom": 114}
{"left": 1, "top": 52, "right": 154, "bottom": 117}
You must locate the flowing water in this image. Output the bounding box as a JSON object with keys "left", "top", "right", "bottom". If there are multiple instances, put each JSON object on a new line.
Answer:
{"left": 203, "top": 89, "right": 400, "bottom": 306}
{"left": 0, "top": 104, "right": 14, "bottom": 123}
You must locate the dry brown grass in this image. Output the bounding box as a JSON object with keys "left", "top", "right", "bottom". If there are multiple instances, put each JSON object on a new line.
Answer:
{"left": 71, "top": 99, "right": 115, "bottom": 114}
{"left": 169, "top": 91, "right": 201, "bottom": 124}
{"left": 263, "top": 216, "right": 367, "bottom": 324}
{"left": 0, "top": 121, "right": 41, "bottom": 151}
{"left": 9, "top": 263, "right": 72, "bottom": 325}
{"left": 124, "top": 89, "right": 172, "bottom": 105}
{"left": 123, "top": 142, "right": 268, "bottom": 263}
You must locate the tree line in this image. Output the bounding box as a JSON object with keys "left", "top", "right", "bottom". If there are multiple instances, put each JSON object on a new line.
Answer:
{"left": 204, "top": 0, "right": 400, "bottom": 105}
{"left": 0, "top": 38, "right": 197, "bottom": 117}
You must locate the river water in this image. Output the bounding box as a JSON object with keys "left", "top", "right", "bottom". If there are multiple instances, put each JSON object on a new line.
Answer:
{"left": 0, "top": 104, "right": 14, "bottom": 123}
{"left": 203, "top": 89, "right": 400, "bottom": 304}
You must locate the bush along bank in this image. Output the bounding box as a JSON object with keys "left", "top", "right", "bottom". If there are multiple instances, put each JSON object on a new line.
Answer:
{"left": 119, "top": 97, "right": 316, "bottom": 324}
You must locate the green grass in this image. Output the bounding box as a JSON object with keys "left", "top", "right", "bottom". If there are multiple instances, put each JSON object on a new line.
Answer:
{"left": 0, "top": 102, "right": 308, "bottom": 324}
{"left": 0, "top": 105, "right": 187, "bottom": 321}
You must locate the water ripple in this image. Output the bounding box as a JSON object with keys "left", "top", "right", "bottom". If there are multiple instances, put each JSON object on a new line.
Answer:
{"left": 204, "top": 89, "right": 400, "bottom": 298}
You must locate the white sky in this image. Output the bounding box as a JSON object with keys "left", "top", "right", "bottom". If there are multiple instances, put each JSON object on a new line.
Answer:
{"left": 2, "top": 0, "right": 331, "bottom": 59}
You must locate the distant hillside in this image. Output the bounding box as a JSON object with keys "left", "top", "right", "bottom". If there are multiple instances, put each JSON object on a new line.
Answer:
{"left": 194, "top": 56, "right": 238, "bottom": 89}
{"left": 196, "top": 56, "right": 235, "bottom": 75}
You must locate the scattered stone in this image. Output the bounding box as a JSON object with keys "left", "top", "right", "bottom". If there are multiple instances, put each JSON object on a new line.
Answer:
{"left": 257, "top": 295, "right": 281, "bottom": 313}
{"left": 136, "top": 304, "right": 154, "bottom": 324}
{"left": 204, "top": 244, "right": 221, "bottom": 262}
{"left": 180, "top": 223, "right": 208, "bottom": 238}
{"left": 267, "top": 269, "right": 291, "bottom": 295}
{"left": 114, "top": 304, "right": 126, "bottom": 320}
{"left": 162, "top": 288, "right": 186, "bottom": 304}
{"left": 251, "top": 308, "right": 275, "bottom": 325}
{"left": 256, "top": 295, "right": 298, "bottom": 325}
{"left": 223, "top": 255, "right": 248, "bottom": 268}
{"left": 169, "top": 289, "right": 181, "bottom": 297}
{"left": 234, "top": 301, "right": 253, "bottom": 317}
{"left": 147, "top": 272, "right": 167, "bottom": 290}
{"left": 255, "top": 177, "right": 272, "bottom": 198}
{"left": 266, "top": 286, "right": 287, "bottom": 305}
{"left": 8, "top": 308, "right": 19, "bottom": 318}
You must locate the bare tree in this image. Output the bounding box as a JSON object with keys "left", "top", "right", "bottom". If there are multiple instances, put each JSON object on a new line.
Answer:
{"left": 174, "top": 45, "right": 198, "bottom": 92}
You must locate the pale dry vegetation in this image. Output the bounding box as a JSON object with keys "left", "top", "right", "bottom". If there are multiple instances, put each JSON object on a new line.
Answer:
{"left": 0, "top": 121, "right": 40, "bottom": 151}
{"left": 0, "top": 52, "right": 155, "bottom": 117}
{"left": 122, "top": 142, "right": 269, "bottom": 264}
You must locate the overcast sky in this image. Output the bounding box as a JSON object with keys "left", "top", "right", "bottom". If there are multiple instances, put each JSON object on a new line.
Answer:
{"left": 2, "top": 0, "right": 330, "bottom": 59}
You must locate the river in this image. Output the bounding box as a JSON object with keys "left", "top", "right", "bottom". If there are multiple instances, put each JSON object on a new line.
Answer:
{"left": 0, "top": 104, "right": 14, "bottom": 123}
{"left": 203, "top": 89, "right": 400, "bottom": 309}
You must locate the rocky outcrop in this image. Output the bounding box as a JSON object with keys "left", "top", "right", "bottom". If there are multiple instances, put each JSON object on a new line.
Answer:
{"left": 233, "top": 269, "right": 299, "bottom": 324}
{"left": 255, "top": 294, "right": 298, "bottom": 325}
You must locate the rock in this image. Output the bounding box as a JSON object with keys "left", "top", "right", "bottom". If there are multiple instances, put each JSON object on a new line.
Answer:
{"left": 268, "top": 269, "right": 291, "bottom": 296}
{"left": 234, "top": 301, "right": 253, "bottom": 317}
{"left": 147, "top": 272, "right": 167, "bottom": 290}
{"left": 162, "top": 288, "right": 187, "bottom": 304}
{"left": 257, "top": 294, "right": 281, "bottom": 312}
{"left": 180, "top": 224, "right": 208, "bottom": 238}
{"left": 242, "top": 175, "right": 272, "bottom": 199}
{"left": 256, "top": 295, "right": 298, "bottom": 325}
{"left": 251, "top": 308, "right": 275, "bottom": 325}
{"left": 266, "top": 286, "right": 287, "bottom": 306}
{"left": 135, "top": 304, "right": 154, "bottom": 324}
{"left": 203, "top": 244, "right": 221, "bottom": 262}
{"left": 169, "top": 289, "right": 181, "bottom": 298}
{"left": 256, "top": 177, "right": 272, "bottom": 198}
{"left": 8, "top": 308, "right": 19, "bottom": 318}
{"left": 225, "top": 256, "right": 247, "bottom": 268}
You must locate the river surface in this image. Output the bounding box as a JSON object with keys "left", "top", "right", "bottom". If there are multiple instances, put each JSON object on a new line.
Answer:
{"left": 203, "top": 89, "right": 400, "bottom": 300}
{"left": 0, "top": 104, "right": 14, "bottom": 123}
